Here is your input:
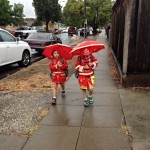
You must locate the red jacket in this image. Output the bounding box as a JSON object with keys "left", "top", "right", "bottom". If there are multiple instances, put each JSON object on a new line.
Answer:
{"left": 75, "top": 55, "right": 98, "bottom": 76}
{"left": 49, "top": 57, "right": 68, "bottom": 83}
{"left": 49, "top": 57, "right": 68, "bottom": 73}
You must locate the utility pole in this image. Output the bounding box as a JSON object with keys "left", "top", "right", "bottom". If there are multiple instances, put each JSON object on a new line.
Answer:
{"left": 96, "top": 0, "right": 98, "bottom": 31}
{"left": 84, "top": 0, "right": 87, "bottom": 38}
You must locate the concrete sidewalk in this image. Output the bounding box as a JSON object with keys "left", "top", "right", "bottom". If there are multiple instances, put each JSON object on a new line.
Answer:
{"left": 0, "top": 35, "right": 150, "bottom": 150}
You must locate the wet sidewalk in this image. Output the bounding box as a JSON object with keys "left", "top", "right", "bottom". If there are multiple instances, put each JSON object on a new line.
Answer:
{"left": 1, "top": 34, "right": 150, "bottom": 150}
{"left": 17, "top": 36, "right": 130, "bottom": 150}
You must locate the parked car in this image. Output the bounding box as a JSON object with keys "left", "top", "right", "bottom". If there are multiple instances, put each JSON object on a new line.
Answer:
{"left": 16, "top": 26, "right": 32, "bottom": 30}
{"left": 0, "top": 28, "right": 31, "bottom": 67}
{"left": 61, "top": 28, "right": 68, "bottom": 33}
{"left": 14, "top": 26, "right": 37, "bottom": 39}
{"left": 80, "top": 28, "right": 90, "bottom": 36}
{"left": 52, "top": 29, "right": 61, "bottom": 34}
{"left": 23, "top": 32, "right": 62, "bottom": 53}
{"left": 68, "top": 27, "right": 77, "bottom": 36}
{"left": 5, "top": 29, "right": 15, "bottom": 35}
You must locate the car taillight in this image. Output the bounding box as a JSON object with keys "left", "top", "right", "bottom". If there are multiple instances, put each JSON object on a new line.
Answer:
{"left": 41, "top": 43, "right": 47, "bottom": 46}
{"left": 28, "top": 42, "right": 34, "bottom": 45}
{"left": 28, "top": 42, "right": 47, "bottom": 46}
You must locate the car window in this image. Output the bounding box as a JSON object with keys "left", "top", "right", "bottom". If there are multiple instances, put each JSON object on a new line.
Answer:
{"left": 50, "top": 34, "right": 55, "bottom": 40}
{"left": 69, "top": 27, "right": 75, "bottom": 30}
{"left": 28, "top": 33, "right": 49, "bottom": 40}
{"left": 37, "top": 33, "right": 48, "bottom": 40}
{"left": 0, "top": 35, "right": 3, "bottom": 42}
{"left": 17, "top": 26, "right": 31, "bottom": 30}
{"left": 27, "top": 33, "right": 38, "bottom": 39}
{"left": 0, "top": 30, "right": 15, "bottom": 42}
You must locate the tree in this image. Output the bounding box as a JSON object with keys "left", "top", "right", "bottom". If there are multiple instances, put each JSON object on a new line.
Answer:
{"left": 12, "top": 3, "right": 25, "bottom": 26}
{"left": 62, "top": 0, "right": 112, "bottom": 34}
{"left": 0, "top": 0, "right": 13, "bottom": 26}
{"left": 63, "top": 0, "right": 83, "bottom": 27}
{"left": 83, "top": 0, "right": 112, "bottom": 34}
{"left": 0, "top": 0, "right": 25, "bottom": 26}
{"left": 33, "top": 0, "right": 61, "bottom": 31}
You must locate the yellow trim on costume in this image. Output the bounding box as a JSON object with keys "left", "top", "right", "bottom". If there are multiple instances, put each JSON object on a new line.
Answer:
{"left": 53, "top": 71, "right": 63, "bottom": 73}
{"left": 53, "top": 72, "right": 65, "bottom": 76}
{"left": 80, "top": 85, "right": 94, "bottom": 90}
{"left": 91, "top": 75, "right": 95, "bottom": 84}
{"left": 75, "top": 65, "right": 80, "bottom": 69}
{"left": 80, "top": 86, "right": 87, "bottom": 89}
{"left": 79, "top": 72, "right": 93, "bottom": 76}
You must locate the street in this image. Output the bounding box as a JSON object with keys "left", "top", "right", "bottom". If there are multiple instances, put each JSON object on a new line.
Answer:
{"left": 0, "top": 33, "right": 74, "bottom": 80}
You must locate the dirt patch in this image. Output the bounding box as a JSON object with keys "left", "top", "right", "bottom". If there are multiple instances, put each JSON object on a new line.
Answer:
{"left": 0, "top": 59, "right": 51, "bottom": 92}
{"left": 108, "top": 47, "right": 121, "bottom": 87}
{"left": 108, "top": 47, "right": 150, "bottom": 91}
{"left": 0, "top": 57, "right": 77, "bottom": 92}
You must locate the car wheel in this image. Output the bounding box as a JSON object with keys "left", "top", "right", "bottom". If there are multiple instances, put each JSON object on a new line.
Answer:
{"left": 18, "top": 50, "right": 31, "bottom": 67}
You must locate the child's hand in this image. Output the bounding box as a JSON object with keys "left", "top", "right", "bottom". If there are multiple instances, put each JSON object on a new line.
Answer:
{"left": 88, "top": 62, "right": 93, "bottom": 67}
{"left": 57, "top": 61, "right": 62, "bottom": 67}
{"left": 84, "top": 65, "right": 90, "bottom": 69}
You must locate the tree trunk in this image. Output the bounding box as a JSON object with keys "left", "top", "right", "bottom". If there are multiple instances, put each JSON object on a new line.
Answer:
{"left": 92, "top": 19, "right": 97, "bottom": 35}
{"left": 46, "top": 20, "right": 49, "bottom": 32}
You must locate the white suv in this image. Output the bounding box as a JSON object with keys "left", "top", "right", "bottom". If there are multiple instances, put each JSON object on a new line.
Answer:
{"left": 0, "top": 28, "right": 31, "bottom": 67}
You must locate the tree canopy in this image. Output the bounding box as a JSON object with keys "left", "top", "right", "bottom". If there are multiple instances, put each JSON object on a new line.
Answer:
{"left": 0, "top": 0, "right": 13, "bottom": 26}
{"left": 63, "top": 0, "right": 112, "bottom": 33}
{"left": 12, "top": 3, "right": 25, "bottom": 26}
{"left": 0, "top": 0, "right": 25, "bottom": 26}
{"left": 33, "top": 0, "right": 61, "bottom": 31}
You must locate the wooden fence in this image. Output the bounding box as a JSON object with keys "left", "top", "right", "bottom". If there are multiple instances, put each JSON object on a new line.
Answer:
{"left": 111, "top": 0, "right": 150, "bottom": 86}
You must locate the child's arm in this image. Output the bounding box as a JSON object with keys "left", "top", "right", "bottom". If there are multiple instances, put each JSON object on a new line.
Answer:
{"left": 49, "top": 62, "right": 58, "bottom": 71}
{"left": 89, "top": 56, "right": 98, "bottom": 69}
{"left": 75, "top": 56, "right": 84, "bottom": 72}
{"left": 60, "top": 59, "right": 68, "bottom": 69}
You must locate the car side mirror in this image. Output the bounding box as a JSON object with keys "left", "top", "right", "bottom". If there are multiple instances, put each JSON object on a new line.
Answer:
{"left": 16, "top": 37, "right": 21, "bottom": 41}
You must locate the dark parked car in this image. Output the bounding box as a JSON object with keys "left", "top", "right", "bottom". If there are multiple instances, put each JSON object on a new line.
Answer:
{"left": 68, "top": 27, "right": 77, "bottom": 36}
{"left": 80, "top": 28, "right": 90, "bottom": 36}
{"left": 23, "top": 32, "right": 62, "bottom": 53}
{"left": 52, "top": 29, "right": 61, "bottom": 34}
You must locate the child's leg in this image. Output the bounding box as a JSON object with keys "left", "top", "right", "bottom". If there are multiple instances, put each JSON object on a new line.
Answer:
{"left": 60, "top": 82, "right": 65, "bottom": 96}
{"left": 81, "top": 89, "right": 87, "bottom": 99}
{"left": 52, "top": 82, "right": 57, "bottom": 97}
{"left": 60, "top": 82, "right": 65, "bottom": 91}
{"left": 88, "top": 88, "right": 94, "bottom": 104}
{"left": 88, "top": 88, "right": 93, "bottom": 96}
{"left": 82, "top": 89, "right": 90, "bottom": 107}
{"left": 52, "top": 82, "right": 57, "bottom": 105}
{"left": 51, "top": 82, "right": 58, "bottom": 104}
{"left": 87, "top": 76, "right": 94, "bottom": 104}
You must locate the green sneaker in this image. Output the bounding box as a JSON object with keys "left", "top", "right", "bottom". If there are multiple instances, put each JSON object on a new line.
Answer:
{"left": 83, "top": 99, "right": 89, "bottom": 107}
{"left": 88, "top": 96, "right": 94, "bottom": 104}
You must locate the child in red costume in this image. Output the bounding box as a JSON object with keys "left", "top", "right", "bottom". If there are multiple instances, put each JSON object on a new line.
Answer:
{"left": 75, "top": 48, "right": 98, "bottom": 107}
{"left": 49, "top": 50, "right": 68, "bottom": 104}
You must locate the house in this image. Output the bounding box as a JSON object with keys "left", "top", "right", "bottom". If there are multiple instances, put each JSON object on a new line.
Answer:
{"left": 24, "top": 18, "right": 35, "bottom": 26}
